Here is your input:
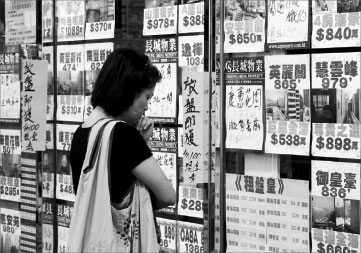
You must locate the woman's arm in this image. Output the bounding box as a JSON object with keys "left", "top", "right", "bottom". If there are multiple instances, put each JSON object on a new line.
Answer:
{"left": 131, "top": 156, "right": 176, "bottom": 208}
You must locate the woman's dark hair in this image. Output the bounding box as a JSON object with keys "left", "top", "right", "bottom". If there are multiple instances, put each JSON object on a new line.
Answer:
{"left": 90, "top": 48, "right": 162, "bottom": 117}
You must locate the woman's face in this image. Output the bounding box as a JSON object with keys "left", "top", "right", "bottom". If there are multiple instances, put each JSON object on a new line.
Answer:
{"left": 120, "top": 86, "right": 155, "bottom": 125}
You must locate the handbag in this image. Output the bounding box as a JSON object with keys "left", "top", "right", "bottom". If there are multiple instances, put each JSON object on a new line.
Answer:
{"left": 67, "top": 119, "right": 160, "bottom": 252}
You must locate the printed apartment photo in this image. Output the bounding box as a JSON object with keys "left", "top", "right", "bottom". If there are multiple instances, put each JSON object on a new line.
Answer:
{"left": 312, "top": 195, "right": 360, "bottom": 234}
{"left": 266, "top": 88, "right": 311, "bottom": 122}
{"left": 311, "top": 88, "right": 360, "bottom": 124}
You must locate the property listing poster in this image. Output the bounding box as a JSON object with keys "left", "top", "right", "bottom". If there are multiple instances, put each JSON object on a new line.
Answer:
{"left": 178, "top": 35, "right": 204, "bottom": 69}
{"left": 5, "top": 0, "right": 36, "bottom": 45}
{"left": 266, "top": 0, "right": 310, "bottom": 50}
{"left": 43, "top": 192, "right": 55, "bottom": 252}
{"left": 265, "top": 54, "right": 311, "bottom": 156}
{"left": 56, "top": 44, "right": 85, "bottom": 122}
{"left": 0, "top": 73, "right": 20, "bottom": 119}
{"left": 224, "top": 0, "right": 266, "bottom": 53}
{"left": 182, "top": 72, "right": 208, "bottom": 185}
{"left": 143, "top": 4, "right": 178, "bottom": 36}
{"left": 225, "top": 56, "right": 264, "bottom": 151}
{"left": 42, "top": 151, "right": 55, "bottom": 199}
{"left": 0, "top": 208, "right": 20, "bottom": 253}
{"left": 57, "top": 1, "right": 85, "bottom": 41}
{"left": 42, "top": 223, "right": 54, "bottom": 253}
{"left": 178, "top": 185, "right": 205, "bottom": 218}
{"left": 311, "top": 160, "right": 360, "bottom": 252}
{"left": 56, "top": 124, "right": 77, "bottom": 202}
{"left": 149, "top": 126, "right": 178, "bottom": 193}
{"left": 0, "top": 129, "right": 21, "bottom": 155}
{"left": 0, "top": 50, "right": 20, "bottom": 75}
{"left": 177, "top": 221, "right": 204, "bottom": 253}
{"left": 226, "top": 173, "right": 310, "bottom": 252}
{"left": 145, "top": 37, "right": 178, "bottom": 123}
{"left": 312, "top": 0, "right": 361, "bottom": 48}
{"left": 21, "top": 59, "right": 47, "bottom": 152}
{"left": 42, "top": 46, "right": 54, "bottom": 121}
{"left": 311, "top": 52, "right": 361, "bottom": 159}
{"left": 156, "top": 217, "right": 177, "bottom": 252}
{"left": 42, "top": 0, "right": 53, "bottom": 42}
{"left": 0, "top": 153, "right": 21, "bottom": 202}
{"left": 179, "top": 1, "right": 204, "bottom": 33}
{"left": 84, "top": 42, "right": 113, "bottom": 120}
{"left": 85, "top": 0, "right": 115, "bottom": 40}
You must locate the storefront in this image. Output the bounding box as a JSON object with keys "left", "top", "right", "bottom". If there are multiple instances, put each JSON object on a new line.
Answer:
{"left": 0, "top": 0, "right": 360, "bottom": 252}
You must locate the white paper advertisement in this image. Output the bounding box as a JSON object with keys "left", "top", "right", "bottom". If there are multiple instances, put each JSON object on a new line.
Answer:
{"left": 42, "top": 46, "right": 54, "bottom": 121}
{"left": 266, "top": 0, "right": 310, "bottom": 50}
{"left": 265, "top": 54, "right": 311, "bottom": 156}
{"left": 311, "top": 52, "right": 361, "bottom": 159}
{"left": 226, "top": 173, "right": 310, "bottom": 252}
{"left": 143, "top": 6, "right": 177, "bottom": 35}
{"left": 225, "top": 56, "right": 264, "bottom": 150}
{"left": 0, "top": 74, "right": 20, "bottom": 119}
{"left": 5, "top": 0, "right": 36, "bottom": 45}
{"left": 21, "top": 59, "right": 48, "bottom": 151}
{"left": 145, "top": 37, "right": 178, "bottom": 122}
{"left": 182, "top": 72, "right": 208, "bottom": 185}
{"left": 311, "top": 160, "right": 360, "bottom": 253}
{"left": 179, "top": 2, "right": 204, "bottom": 33}
{"left": 57, "top": 44, "right": 85, "bottom": 122}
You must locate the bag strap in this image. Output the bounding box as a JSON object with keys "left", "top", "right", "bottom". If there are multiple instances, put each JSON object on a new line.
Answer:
{"left": 82, "top": 118, "right": 114, "bottom": 174}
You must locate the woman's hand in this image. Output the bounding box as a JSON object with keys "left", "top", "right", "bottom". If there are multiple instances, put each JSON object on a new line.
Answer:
{"left": 136, "top": 116, "right": 154, "bottom": 144}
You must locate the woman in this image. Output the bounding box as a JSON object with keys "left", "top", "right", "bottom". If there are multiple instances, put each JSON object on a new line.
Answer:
{"left": 69, "top": 48, "right": 176, "bottom": 249}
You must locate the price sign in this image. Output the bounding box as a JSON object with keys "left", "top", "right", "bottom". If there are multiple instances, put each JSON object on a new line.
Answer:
{"left": 312, "top": 160, "right": 360, "bottom": 200}
{"left": 0, "top": 129, "right": 21, "bottom": 155}
{"left": 312, "top": 12, "right": 361, "bottom": 48}
{"left": 312, "top": 52, "right": 360, "bottom": 90}
{"left": 265, "top": 121, "right": 310, "bottom": 156}
{"left": 0, "top": 176, "right": 20, "bottom": 202}
{"left": 56, "top": 124, "right": 78, "bottom": 151}
{"left": 178, "top": 35, "right": 204, "bottom": 67}
{"left": 312, "top": 123, "right": 360, "bottom": 159}
{"left": 57, "top": 1, "right": 85, "bottom": 41}
{"left": 0, "top": 208, "right": 20, "bottom": 236}
{"left": 178, "top": 186, "right": 204, "bottom": 218}
{"left": 311, "top": 229, "right": 360, "bottom": 253}
{"left": 56, "top": 174, "right": 75, "bottom": 201}
{"left": 57, "top": 95, "right": 85, "bottom": 122}
{"left": 224, "top": 19, "right": 265, "bottom": 53}
{"left": 179, "top": 2, "right": 204, "bottom": 33}
{"left": 86, "top": 21, "right": 114, "bottom": 40}
{"left": 178, "top": 221, "right": 204, "bottom": 253}
{"left": 157, "top": 218, "right": 176, "bottom": 250}
{"left": 143, "top": 6, "right": 177, "bottom": 36}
